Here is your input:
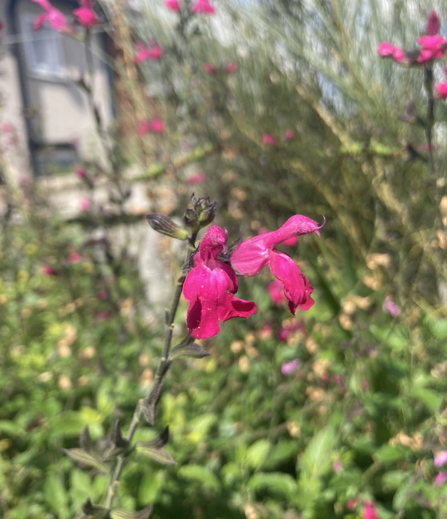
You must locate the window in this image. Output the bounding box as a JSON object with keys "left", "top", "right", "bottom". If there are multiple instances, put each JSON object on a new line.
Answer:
{"left": 21, "top": 12, "right": 65, "bottom": 78}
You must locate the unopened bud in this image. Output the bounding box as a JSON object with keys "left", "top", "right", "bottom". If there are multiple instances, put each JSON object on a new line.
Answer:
{"left": 183, "top": 195, "right": 217, "bottom": 230}
{"left": 145, "top": 214, "right": 188, "bottom": 240}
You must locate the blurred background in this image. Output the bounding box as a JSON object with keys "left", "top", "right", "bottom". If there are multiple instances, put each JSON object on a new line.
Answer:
{"left": 1, "top": 0, "right": 447, "bottom": 517}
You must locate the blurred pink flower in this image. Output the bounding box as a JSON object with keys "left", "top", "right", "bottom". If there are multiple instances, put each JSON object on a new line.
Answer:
{"left": 186, "top": 172, "right": 206, "bottom": 185}
{"left": 69, "top": 252, "right": 82, "bottom": 263}
{"left": 434, "top": 472, "right": 447, "bottom": 487}
{"left": 434, "top": 451, "right": 447, "bottom": 468}
{"left": 285, "top": 129, "right": 295, "bottom": 140}
{"left": 427, "top": 11, "right": 441, "bottom": 36}
{"left": 165, "top": 0, "right": 181, "bottom": 12}
{"left": 281, "top": 358, "right": 301, "bottom": 376}
{"left": 231, "top": 215, "right": 322, "bottom": 314}
{"left": 183, "top": 226, "right": 257, "bottom": 339}
{"left": 435, "top": 82, "right": 447, "bottom": 99}
{"left": 268, "top": 280, "right": 286, "bottom": 305}
{"left": 32, "top": 0, "right": 71, "bottom": 32}
{"left": 1, "top": 122, "right": 13, "bottom": 133}
{"left": 192, "top": 0, "right": 216, "bottom": 14}
{"left": 43, "top": 265, "right": 58, "bottom": 276}
{"left": 134, "top": 42, "right": 163, "bottom": 64}
{"left": 362, "top": 501, "right": 378, "bottom": 519}
{"left": 417, "top": 35, "right": 447, "bottom": 63}
{"left": 377, "top": 42, "right": 408, "bottom": 63}
{"left": 226, "top": 62, "right": 238, "bottom": 73}
{"left": 138, "top": 120, "right": 151, "bottom": 136}
{"left": 347, "top": 499, "right": 357, "bottom": 511}
{"left": 204, "top": 62, "right": 216, "bottom": 74}
{"left": 262, "top": 133, "right": 278, "bottom": 145}
{"left": 138, "top": 118, "right": 165, "bottom": 135}
{"left": 279, "top": 320, "right": 304, "bottom": 342}
{"left": 73, "top": 0, "right": 100, "bottom": 27}
{"left": 80, "top": 196, "right": 91, "bottom": 211}
{"left": 75, "top": 167, "right": 86, "bottom": 179}
{"left": 383, "top": 296, "right": 400, "bottom": 317}
{"left": 333, "top": 460, "right": 343, "bottom": 474}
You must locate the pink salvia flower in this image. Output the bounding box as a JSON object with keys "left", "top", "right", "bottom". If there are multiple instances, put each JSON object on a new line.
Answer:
{"left": 231, "top": 215, "right": 322, "bottom": 314}
{"left": 378, "top": 42, "right": 408, "bottom": 63}
{"left": 362, "top": 501, "right": 378, "bottom": 519}
{"left": 383, "top": 295, "right": 400, "bottom": 317}
{"left": 43, "top": 265, "right": 59, "bottom": 276}
{"left": 149, "top": 118, "right": 165, "bottom": 133}
{"left": 183, "top": 226, "right": 257, "bottom": 339}
{"left": 434, "top": 472, "right": 447, "bottom": 487}
{"left": 32, "top": 0, "right": 71, "bottom": 32}
{"left": 138, "top": 120, "right": 151, "bottom": 136}
{"left": 226, "top": 62, "right": 238, "bottom": 73}
{"left": 203, "top": 62, "right": 216, "bottom": 74}
{"left": 73, "top": 0, "right": 100, "bottom": 27}
{"left": 262, "top": 134, "right": 277, "bottom": 145}
{"left": 333, "top": 460, "right": 343, "bottom": 474}
{"left": 165, "top": 0, "right": 181, "bottom": 12}
{"left": 434, "top": 451, "right": 447, "bottom": 468}
{"left": 186, "top": 172, "right": 206, "bottom": 185}
{"left": 285, "top": 129, "right": 295, "bottom": 140}
{"left": 427, "top": 11, "right": 441, "bottom": 36}
{"left": 282, "top": 236, "right": 299, "bottom": 247}
{"left": 1, "top": 122, "right": 13, "bottom": 133}
{"left": 417, "top": 35, "right": 447, "bottom": 63}
{"left": 80, "top": 196, "right": 91, "bottom": 211}
{"left": 347, "top": 499, "right": 357, "bottom": 511}
{"left": 268, "top": 280, "right": 286, "bottom": 305}
{"left": 134, "top": 42, "right": 163, "bottom": 64}
{"left": 75, "top": 167, "right": 87, "bottom": 179}
{"left": 192, "top": 0, "right": 216, "bottom": 14}
{"left": 281, "top": 359, "right": 301, "bottom": 376}
{"left": 69, "top": 252, "right": 82, "bottom": 263}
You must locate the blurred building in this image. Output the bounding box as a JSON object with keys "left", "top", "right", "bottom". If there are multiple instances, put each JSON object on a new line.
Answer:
{"left": 0, "top": 0, "right": 114, "bottom": 176}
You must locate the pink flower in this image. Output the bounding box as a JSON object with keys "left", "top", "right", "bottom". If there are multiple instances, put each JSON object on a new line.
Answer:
{"left": 347, "top": 499, "right": 357, "bottom": 511}
{"left": 43, "top": 265, "right": 58, "bottom": 276}
{"left": 183, "top": 226, "right": 257, "bottom": 339}
{"left": 226, "top": 62, "right": 238, "bottom": 73}
{"left": 138, "top": 120, "right": 151, "bottom": 136}
{"left": 383, "top": 296, "right": 400, "bottom": 317}
{"left": 32, "top": 0, "right": 71, "bottom": 32}
{"left": 165, "top": 0, "right": 181, "bottom": 12}
{"left": 281, "top": 358, "right": 301, "bottom": 376}
{"left": 284, "top": 129, "right": 295, "bottom": 140}
{"left": 231, "top": 215, "right": 322, "bottom": 314}
{"left": 436, "top": 82, "right": 447, "bottom": 99}
{"left": 69, "top": 252, "right": 82, "bottom": 263}
{"left": 282, "top": 236, "right": 299, "bottom": 247}
{"left": 192, "top": 0, "right": 216, "bottom": 14}
{"left": 138, "top": 118, "right": 165, "bottom": 135}
{"left": 268, "top": 280, "right": 286, "bottom": 305}
{"left": 362, "top": 501, "right": 378, "bottom": 519}
{"left": 377, "top": 42, "right": 408, "bottom": 63}
{"left": 75, "top": 167, "right": 86, "bottom": 179}
{"left": 417, "top": 35, "right": 446, "bottom": 63}
{"left": 434, "top": 472, "right": 447, "bottom": 487}
{"left": 1, "top": 122, "right": 13, "bottom": 133}
{"left": 186, "top": 172, "right": 206, "bottom": 185}
{"left": 427, "top": 11, "right": 441, "bottom": 36}
{"left": 73, "top": 0, "right": 100, "bottom": 27}
{"left": 333, "top": 460, "right": 343, "bottom": 474}
{"left": 204, "top": 62, "right": 216, "bottom": 74}
{"left": 80, "top": 196, "right": 91, "bottom": 211}
{"left": 262, "top": 134, "right": 277, "bottom": 145}
{"left": 134, "top": 42, "right": 163, "bottom": 64}
{"left": 434, "top": 451, "right": 447, "bottom": 468}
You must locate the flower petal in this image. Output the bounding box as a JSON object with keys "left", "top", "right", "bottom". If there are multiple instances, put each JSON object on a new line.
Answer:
{"left": 230, "top": 234, "right": 270, "bottom": 276}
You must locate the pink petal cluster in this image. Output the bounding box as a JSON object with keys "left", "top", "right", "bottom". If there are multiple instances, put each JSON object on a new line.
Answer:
{"left": 73, "top": 0, "right": 100, "bottom": 27}
{"left": 231, "top": 215, "right": 322, "bottom": 314}
{"left": 69, "top": 252, "right": 82, "bottom": 264}
{"left": 165, "top": 0, "right": 181, "bottom": 12}
{"left": 186, "top": 172, "right": 206, "bottom": 185}
{"left": 43, "top": 265, "right": 59, "bottom": 276}
{"left": 80, "top": 196, "right": 91, "bottom": 211}
{"left": 138, "top": 118, "right": 165, "bottom": 135}
{"left": 383, "top": 295, "right": 400, "bottom": 317}
{"left": 134, "top": 42, "right": 163, "bottom": 64}
{"left": 262, "top": 134, "right": 277, "bottom": 145}
{"left": 281, "top": 358, "right": 301, "bottom": 376}
{"left": 204, "top": 62, "right": 216, "bottom": 74}
{"left": 1, "top": 122, "right": 13, "bottom": 133}
{"left": 435, "top": 472, "right": 447, "bottom": 486}
{"left": 32, "top": 0, "right": 71, "bottom": 32}
{"left": 183, "top": 226, "right": 257, "bottom": 339}
{"left": 226, "top": 62, "right": 238, "bottom": 73}
{"left": 285, "top": 129, "right": 295, "bottom": 141}
{"left": 75, "top": 167, "right": 87, "bottom": 179}
{"left": 268, "top": 280, "right": 287, "bottom": 305}
{"left": 192, "top": 0, "right": 216, "bottom": 14}
{"left": 377, "top": 42, "right": 408, "bottom": 64}
{"left": 434, "top": 451, "right": 447, "bottom": 468}
{"left": 362, "top": 501, "right": 378, "bottom": 519}
{"left": 427, "top": 11, "right": 441, "bottom": 36}
{"left": 417, "top": 35, "right": 447, "bottom": 64}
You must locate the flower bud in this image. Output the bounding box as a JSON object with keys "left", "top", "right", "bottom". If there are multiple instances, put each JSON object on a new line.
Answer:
{"left": 183, "top": 195, "right": 217, "bottom": 230}
{"left": 145, "top": 213, "right": 188, "bottom": 240}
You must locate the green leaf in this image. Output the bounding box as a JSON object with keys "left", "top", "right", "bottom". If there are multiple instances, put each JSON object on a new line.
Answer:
{"left": 136, "top": 445, "right": 176, "bottom": 466}
{"left": 248, "top": 472, "right": 297, "bottom": 499}
{"left": 44, "top": 472, "right": 69, "bottom": 518}
{"left": 246, "top": 439, "right": 271, "bottom": 469}
{"left": 429, "top": 319, "right": 447, "bottom": 339}
{"left": 138, "top": 473, "right": 164, "bottom": 504}
{"left": 63, "top": 448, "right": 111, "bottom": 474}
{"left": 170, "top": 342, "right": 210, "bottom": 360}
{"left": 178, "top": 464, "right": 221, "bottom": 492}
{"left": 374, "top": 445, "right": 407, "bottom": 463}
{"left": 298, "top": 426, "right": 336, "bottom": 477}
{"left": 111, "top": 506, "right": 153, "bottom": 519}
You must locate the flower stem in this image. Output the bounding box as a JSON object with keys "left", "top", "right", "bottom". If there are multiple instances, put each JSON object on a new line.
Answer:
{"left": 105, "top": 230, "right": 198, "bottom": 510}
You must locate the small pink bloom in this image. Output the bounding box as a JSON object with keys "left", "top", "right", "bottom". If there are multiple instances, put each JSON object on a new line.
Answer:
{"left": 73, "top": 0, "right": 100, "bottom": 27}
{"left": 186, "top": 172, "right": 206, "bottom": 185}
{"left": 149, "top": 118, "right": 164, "bottom": 133}
{"left": 281, "top": 358, "right": 301, "bottom": 376}
{"left": 1, "top": 122, "right": 13, "bottom": 133}
{"left": 231, "top": 215, "right": 322, "bottom": 314}
{"left": 32, "top": 0, "right": 71, "bottom": 32}
{"left": 80, "top": 196, "right": 91, "bottom": 211}
{"left": 333, "top": 460, "right": 343, "bottom": 474}
{"left": 43, "top": 265, "right": 58, "bottom": 276}
{"left": 284, "top": 129, "right": 295, "bottom": 140}
{"left": 69, "top": 252, "right": 82, "bottom": 263}
{"left": 436, "top": 82, "right": 447, "bottom": 99}
{"left": 427, "top": 11, "right": 441, "bottom": 36}
{"left": 434, "top": 472, "right": 447, "bottom": 487}
{"left": 383, "top": 296, "right": 400, "bottom": 317}
{"left": 282, "top": 236, "right": 299, "bottom": 247}
{"left": 268, "top": 280, "right": 286, "bottom": 305}
{"left": 434, "top": 451, "right": 447, "bottom": 468}
{"left": 262, "top": 133, "right": 277, "bottom": 145}
{"left": 377, "top": 42, "right": 408, "bottom": 63}
{"left": 347, "top": 499, "right": 357, "bottom": 511}
{"left": 75, "top": 167, "right": 87, "bottom": 179}
{"left": 226, "top": 62, "right": 238, "bottom": 73}
{"left": 192, "top": 0, "right": 215, "bottom": 14}
{"left": 204, "top": 62, "right": 216, "bottom": 74}
{"left": 165, "top": 0, "right": 181, "bottom": 12}
{"left": 362, "top": 501, "right": 378, "bottom": 519}
{"left": 138, "top": 120, "right": 151, "bottom": 136}
{"left": 417, "top": 35, "right": 446, "bottom": 62}
{"left": 183, "top": 226, "right": 257, "bottom": 339}
{"left": 134, "top": 42, "right": 163, "bottom": 64}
